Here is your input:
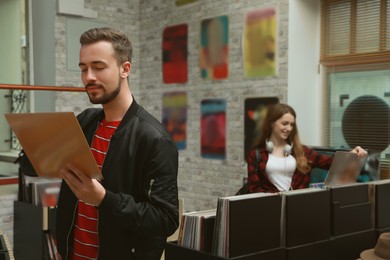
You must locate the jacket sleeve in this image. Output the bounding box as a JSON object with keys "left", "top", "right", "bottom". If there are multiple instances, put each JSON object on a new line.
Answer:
{"left": 247, "top": 148, "right": 278, "bottom": 193}
{"left": 247, "top": 148, "right": 261, "bottom": 193}
{"left": 305, "top": 146, "right": 333, "bottom": 170}
{"left": 98, "top": 135, "right": 179, "bottom": 237}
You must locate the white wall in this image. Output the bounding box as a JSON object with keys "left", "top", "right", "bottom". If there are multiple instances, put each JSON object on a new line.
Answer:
{"left": 0, "top": 0, "right": 22, "bottom": 247}
{"left": 0, "top": 0, "right": 22, "bottom": 175}
{"left": 0, "top": 0, "right": 21, "bottom": 152}
{"left": 288, "top": 0, "right": 323, "bottom": 146}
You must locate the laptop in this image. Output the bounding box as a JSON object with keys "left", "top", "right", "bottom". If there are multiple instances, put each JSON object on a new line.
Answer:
{"left": 4, "top": 112, "right": 102, "bottom": 179}
{"left": 323, "top": 151, "right": 367, "bottom": 187}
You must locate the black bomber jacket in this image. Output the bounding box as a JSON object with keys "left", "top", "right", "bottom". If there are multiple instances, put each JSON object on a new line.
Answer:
{"left": 21, "top": 99, "right": 179, "bottom": 260}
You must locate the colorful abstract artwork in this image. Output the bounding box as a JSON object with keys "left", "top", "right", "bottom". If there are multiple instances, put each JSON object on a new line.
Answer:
{"left": 175, "top": 0, "right": 198, "bottom": 6}
{"left": 162, "top": 24, "right": 188, "bottom": 84}
{"left": 200, "top": 16, "right": 229, "bottom": 80}
{"left": 201, "top": 99, "right": 226, "bottom": 159}
{"left": 243, "top": 6, "right": 277, "bottom": 78}
{"left": 162, "top": 92, "right": 188, "bottom": 150}
{"left": 244, "top": 97, "right": 279, "bottom": 160}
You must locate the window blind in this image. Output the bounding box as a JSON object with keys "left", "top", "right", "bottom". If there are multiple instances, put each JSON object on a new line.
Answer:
{"left": 321, "top": 0, "right": 390, "bottom": 66}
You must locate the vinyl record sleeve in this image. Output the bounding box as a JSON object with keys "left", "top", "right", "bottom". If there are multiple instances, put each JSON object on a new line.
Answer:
{"left": 5, "top": 112, "right": 102, "bottom": 179}
{"left": 324, "top": 151, "right": 367, "bottom": 187}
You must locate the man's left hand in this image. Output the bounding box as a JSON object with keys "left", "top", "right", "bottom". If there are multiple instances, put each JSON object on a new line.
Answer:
{"left": 59, "top": 163, "right": 106, "bottom": 207}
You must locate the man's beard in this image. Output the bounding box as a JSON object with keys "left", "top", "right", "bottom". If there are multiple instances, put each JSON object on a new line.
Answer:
{"left": 87, "top": 77, "right": 121, "bottom": 105}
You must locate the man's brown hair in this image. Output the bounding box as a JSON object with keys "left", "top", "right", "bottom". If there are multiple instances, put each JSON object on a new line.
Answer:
{"left": 80, "top": 27, "right": 133, "bottom": 64}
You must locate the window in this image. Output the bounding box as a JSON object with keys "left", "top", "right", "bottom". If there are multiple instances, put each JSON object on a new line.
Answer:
{"left": 321, "top": 0, "right": 390, "bottom": 179}
{"left": 321, "top": 0, "right": 390, "bottom": 65}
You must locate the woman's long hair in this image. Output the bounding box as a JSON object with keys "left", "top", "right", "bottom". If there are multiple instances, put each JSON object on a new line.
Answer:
{"left": 258, "top": 103, "right": 311, "bottom": 173}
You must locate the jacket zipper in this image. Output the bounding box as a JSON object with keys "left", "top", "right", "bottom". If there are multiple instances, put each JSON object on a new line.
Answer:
{"left": 100, "top": 121, "right": 116, "bottom": 177}
{"left": 92, "top": 122, "right": 102, "bottom": 260}
{"left": 65, "top": 202, "right": 78, "bottom": 260}
{"left": 94, "top": 121, "right": 117, "bottom": 259}
{"left": 148, "top": 179, "right": 155, "bottom": 201}
{"left": 66, "top": 122, "right": 102, "bottom": 259}
{"left": 96, "top": 124, "right": 113, "bottom": 258}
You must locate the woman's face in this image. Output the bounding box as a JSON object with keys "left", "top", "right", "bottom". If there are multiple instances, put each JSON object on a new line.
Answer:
{"left": 271, "top": 112, "right": 295, "bottom": 141}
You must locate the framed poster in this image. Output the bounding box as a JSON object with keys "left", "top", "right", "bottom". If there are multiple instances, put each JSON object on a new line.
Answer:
{"left": 162, "top": 24, "right": 188, "bottom": 84}
{"left": 201, "top": 99, "right": 226, "bottom": 159}
{"left": 243, "top": 6, "right": 277, "bottom": 78}
{"left": 162, "top": 92, "right": 188, "bottom": 150}
{"left": 200, "top": 15, "right": 229, "bottom": 80}
{"left": 244, "top": 97, "right": 279, "bottom": 160}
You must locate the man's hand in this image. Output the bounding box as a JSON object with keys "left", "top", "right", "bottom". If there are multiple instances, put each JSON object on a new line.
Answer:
{"left": 59, "top": 163, "right": 106, "bottom": 207}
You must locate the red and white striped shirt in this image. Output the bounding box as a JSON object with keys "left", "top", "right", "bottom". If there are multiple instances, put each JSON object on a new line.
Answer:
{"left": 72, "top": 119, "right": 120, "bottom": 260}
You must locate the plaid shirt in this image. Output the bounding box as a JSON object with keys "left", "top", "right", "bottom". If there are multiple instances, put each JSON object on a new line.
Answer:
{"left": 247, "top": 145, "right": 333, "bottom": 193}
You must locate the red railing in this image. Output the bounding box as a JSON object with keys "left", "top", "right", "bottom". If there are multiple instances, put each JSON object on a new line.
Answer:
{"left": 0, "top": 84, "right": 85, "bottom": 92}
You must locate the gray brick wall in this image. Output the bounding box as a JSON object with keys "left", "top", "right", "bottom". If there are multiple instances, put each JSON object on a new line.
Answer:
{"left": 137, "top": 0, "right": 289, "bottom": 212}
{"left": 54, "top": 0, "right": 289, "bottom": 212}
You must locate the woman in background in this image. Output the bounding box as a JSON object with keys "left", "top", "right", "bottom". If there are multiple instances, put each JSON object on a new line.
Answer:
{"left": 247, "top": 103, "right": 367, "bottom": 193}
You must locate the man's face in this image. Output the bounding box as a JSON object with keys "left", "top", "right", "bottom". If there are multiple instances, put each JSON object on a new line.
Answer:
{"left": 79, "top": 41, "right": 122, "bottom": 105}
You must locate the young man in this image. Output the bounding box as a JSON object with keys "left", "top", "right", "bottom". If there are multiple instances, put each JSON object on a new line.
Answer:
{"left": 22, "top": 27, "right": 179, "bottom": 259}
